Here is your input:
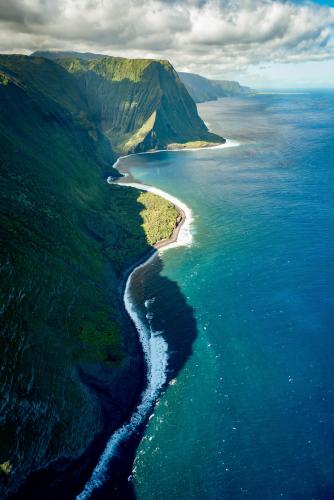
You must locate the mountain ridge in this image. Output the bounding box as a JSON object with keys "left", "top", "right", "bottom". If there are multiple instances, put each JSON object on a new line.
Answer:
{"left": 32, "top": 51, "right": 224, "bottom": 153}
{"left": 33, "top": 51, "right": 252, "bottom": 105}
{"left": 178, "top": 71, "right": 252, "bottom": 103}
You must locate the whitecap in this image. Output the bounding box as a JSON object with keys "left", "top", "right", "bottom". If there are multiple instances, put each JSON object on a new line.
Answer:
{"left": 144, "top": 297, "right": 156, "bottom": 308}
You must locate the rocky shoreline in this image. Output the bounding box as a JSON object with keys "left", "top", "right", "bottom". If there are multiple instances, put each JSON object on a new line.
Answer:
{"left": 9, "top": 159, "right": 185, "bottom": 500}
{"left": 72, "top": 161, "right": 190, "bottom": 499}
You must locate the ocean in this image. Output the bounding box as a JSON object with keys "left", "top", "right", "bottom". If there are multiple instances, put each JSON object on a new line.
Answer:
{"left": 85, "top": 91, "right": 334, "bottom": 499}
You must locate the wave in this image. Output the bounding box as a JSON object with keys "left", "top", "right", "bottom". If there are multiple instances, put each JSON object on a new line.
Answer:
{"left": 77, "top": 251, "right": 169, "bottom": 499}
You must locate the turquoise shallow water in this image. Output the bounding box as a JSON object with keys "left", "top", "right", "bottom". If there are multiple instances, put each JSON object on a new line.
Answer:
{"left": 122, "top": 93, "right": 334, "bottom": 500}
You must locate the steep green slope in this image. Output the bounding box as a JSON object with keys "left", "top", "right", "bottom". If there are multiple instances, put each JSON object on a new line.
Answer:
{"left": 179, "top": 71, "right": 252, "bottom": 103}
{"left": 0, "top": 55, "right": 180, "bottom": 498}
{"left": 53, "top": 54, "right": 224, "bottom": 153}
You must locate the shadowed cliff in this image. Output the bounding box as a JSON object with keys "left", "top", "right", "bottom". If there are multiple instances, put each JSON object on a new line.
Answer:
{"left": 10, "top": 253, "right": 199, "bottom": 500}
{"left": 33, "top": 51, "right": 224, "bottom": 154}
{"left": 0, "top": 53, "right": 203, "bottom": 498}
{"left": 179, "top": 71, "right": 252, "bottom": 103}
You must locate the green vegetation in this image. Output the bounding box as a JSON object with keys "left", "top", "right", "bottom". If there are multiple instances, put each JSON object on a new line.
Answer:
{"left": 137, "top": 191, "right": 180, "bottom": 245}
{"left": 167, "top": 140, "right": 221, "bottom": 149}
{"left": 0, "top": 73, "right": 9, "bottom": 85}
{"left": 100, "top": 185, "right": 180, "bottom": 268}
{"left": 179, "top": 71, "right": 252, "bottom": 103}
{"left": 79, "top": 310, "right": 121, "bottom": 365}
{"left": 0, "top": 54, "right": 180, "bottom": 497}
{"left": 39, "top": 52, "right": 224, "bottom": 154}
{"left": 0, "top": 462, "right": 11, "bottom": 476}
{"left": 0, "top": 56, "right": 117, "bottom": 486}
{"left": 65, "top": 55, "right": 154, "bottom": 83}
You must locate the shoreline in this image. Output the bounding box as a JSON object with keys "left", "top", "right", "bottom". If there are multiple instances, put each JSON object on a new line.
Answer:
{"left": 77, "top": 138, "right": 237, "bottom": 498}
{"left": 117, "top": 181, "right": 193, "bottom": 251}
{"left": 108, "top": 138, "right": 239, "bottom": 177}
{"left": 76, "top": 149, "right": 194, "bottom": 500}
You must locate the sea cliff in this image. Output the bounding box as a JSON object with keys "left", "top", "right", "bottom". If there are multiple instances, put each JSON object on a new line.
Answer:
{"left": 179, "top": 71, "right": 252, "bottom": 103}
{"left": 0, "top": 53, "right": 224, "bottom": 497}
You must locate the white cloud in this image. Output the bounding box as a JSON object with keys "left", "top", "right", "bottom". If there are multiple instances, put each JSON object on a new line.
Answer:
{"left": 0, "top": 0, "right": 333, "bottom": 83}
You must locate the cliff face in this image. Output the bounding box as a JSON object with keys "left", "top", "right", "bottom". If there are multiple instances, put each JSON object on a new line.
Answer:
{"left": 0, "top": 55, "right": 179, "bottom": 498}
{"left": 0, "top": 52, "right": 223, "bottom": 498}
{"left": 48, "top": 54, "right": 224, "bottom": 153}
{"left": 179, "top": 71, "right": 252, "bottom": 103}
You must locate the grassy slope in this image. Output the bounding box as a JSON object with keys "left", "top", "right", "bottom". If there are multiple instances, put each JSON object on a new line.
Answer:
{"left": 137, "top": 192, "right": 180, "bottom": 245}
{"left": 0, "top": 56, "right": 180, "bottom": 496}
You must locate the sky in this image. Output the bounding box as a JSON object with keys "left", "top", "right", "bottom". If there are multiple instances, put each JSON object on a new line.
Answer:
{"left": 0, "top": 0, "right": 333, "bottom": 88}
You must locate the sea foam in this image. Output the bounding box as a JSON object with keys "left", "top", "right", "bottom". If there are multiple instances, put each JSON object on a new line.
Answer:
{"left": 76, "top": 253, "right": 169, "bottom": 499}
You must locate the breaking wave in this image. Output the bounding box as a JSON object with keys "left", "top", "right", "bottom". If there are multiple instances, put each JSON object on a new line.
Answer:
{"left": 76, "top": 254, "right": 169, "bottom": 499}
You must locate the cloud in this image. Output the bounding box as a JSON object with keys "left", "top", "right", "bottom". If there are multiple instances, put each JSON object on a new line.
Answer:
{"left": 0, "top": 0, "right": 333, "bottom": 79}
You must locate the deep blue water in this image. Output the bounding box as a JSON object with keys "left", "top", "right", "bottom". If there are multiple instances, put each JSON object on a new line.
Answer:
{"left": 122, "top": 92, "right": 334, "bottom": 499}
